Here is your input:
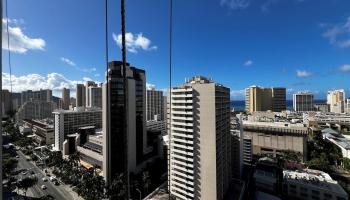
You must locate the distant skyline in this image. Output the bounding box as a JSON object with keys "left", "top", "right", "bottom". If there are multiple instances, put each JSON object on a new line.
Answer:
{"left": 2, "top": 0, "right": 350, "bottom": 100}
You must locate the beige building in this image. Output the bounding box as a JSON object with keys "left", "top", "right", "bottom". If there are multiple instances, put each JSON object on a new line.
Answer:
{"left": 243, "top": 121, "right": 308, "bottom": 161}
{"left": 169, "top": 76, "right": 231, "bottom": 200}
{"left": 245, "top": 86, "right": 286, "bottom": 113}
{"left": 327, "top": 89, "right": 345, "bottom": 113}
{"left": 61, "top": 87, "right": 70, "bottom": 110}
{"left": 146, "top": 88, "right": 165, "bottom": 121}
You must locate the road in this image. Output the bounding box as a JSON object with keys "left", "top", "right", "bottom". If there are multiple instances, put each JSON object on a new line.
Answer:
{"left": 15, "top": 150, "right": 76, "bottom": 200}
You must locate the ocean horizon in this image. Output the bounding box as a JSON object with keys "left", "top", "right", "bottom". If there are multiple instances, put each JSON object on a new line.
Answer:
{"left": 230, "top": 100, "right": 327, "bottom": 112}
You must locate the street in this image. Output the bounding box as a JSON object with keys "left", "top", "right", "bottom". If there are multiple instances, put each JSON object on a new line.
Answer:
{"left": 15, "top": 150, "right": 76, "bottom": 200}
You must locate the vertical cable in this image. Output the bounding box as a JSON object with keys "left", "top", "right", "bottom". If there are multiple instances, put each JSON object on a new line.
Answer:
{"left": 0, "top": 0, "right": 3, "bottom": 197}
{"left": 168, "top": 0, "right": 173, "bottom": 199}
{"left": 5, "top": 0, "right": 13, "bottom": 114}
{"left": 121, "top": 0, "right": 130, "bottom": 198}
{"left": 104, "top": 0, "right": 110, "bottom": 187}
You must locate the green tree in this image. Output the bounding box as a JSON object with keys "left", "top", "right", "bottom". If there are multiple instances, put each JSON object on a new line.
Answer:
{"left": 342, "top": 157, "right": 350, "bottom": 171}
{"left": 18, "top": 176, "right": 38, "bottom": 197}
{"left": 280, "top": 150, "right": 302, "bottom": 163}
{"left": 107, "top": 173, "right": 128, "bottom": 200}
{"left": 3, "top": 154, "right": 18, "bottom": 178}
{"left": 68, "top": 151, "right": 80, "bottom": 168}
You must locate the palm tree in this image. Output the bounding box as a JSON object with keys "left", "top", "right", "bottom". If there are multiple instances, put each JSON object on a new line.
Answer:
{"left": 107, "top": 173, "right": 127, "bottom": 200}
{"left": 68, "top": 151, "right": 80, "bottom": 168}
{"left": 18, "top": 176, "right": 38, "bottom": 197}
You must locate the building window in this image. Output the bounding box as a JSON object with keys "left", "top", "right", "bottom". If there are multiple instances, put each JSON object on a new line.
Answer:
{"left": 312, "top": 190, "right": 320, "bottom": 195}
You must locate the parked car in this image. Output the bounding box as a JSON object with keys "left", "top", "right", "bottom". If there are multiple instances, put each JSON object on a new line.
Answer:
{"left": 42, "top": 177, "right": 48, "bottom": 182}
{"left": 21, "top": 171, "right": 27, "bottom": 175}
{"left": 16, "top": 155, "right": 19, "bottom": 158}
{"left": 41, "top": 185, "right": 47, "bottom": 190}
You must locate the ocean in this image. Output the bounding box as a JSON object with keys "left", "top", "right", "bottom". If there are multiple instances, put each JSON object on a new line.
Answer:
{"left": 230, "top": 100, "right": 326, "bottom": 112}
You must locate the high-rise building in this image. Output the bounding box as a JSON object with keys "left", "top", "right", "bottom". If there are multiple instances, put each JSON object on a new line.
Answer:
{"left": 62, "top": 88, "right": 70, "bottom": 110}
{"left": 245, "top": 86, "right": 286, "bottom": 112}
{"left": 53, "top": 108, "right": 102, "bottom": 151}
{"left": 327, "top": 89, "right": 345, "bottom": 113}
{"left": 293, "top": 92, "right": 314, "bottom": 112}
{"left": 1, "top": 89, "right": 12, "bottom": 116}
{"left": 146, "top": 88, "right": 165, "bottom": 121}
{"left": 85, "top": 81, "right": 97, "bottom": 107}
{"left": 21, "top": 89, "right": 52, "bottom": 103}
{"left": 16, "top": 101, "right": 56, "bottom": 122}
{"left": 88, "top": 86, "right": 102, "bottom": 108}
{"left": 168, "top": 76, "right": 231, "bottom": 200}
{"left": 346, "top": 98, "right": 350, "bottom": 113}
{"left": 102, "top": 61, "right": 146, "bottom": 189}
{"left": 76, "top": 84, "right": 86, "bottom": 107}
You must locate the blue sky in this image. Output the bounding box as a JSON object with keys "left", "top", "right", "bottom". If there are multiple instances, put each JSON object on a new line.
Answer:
{"left": 2, "top": 0, "right": 350, "bottom": 100}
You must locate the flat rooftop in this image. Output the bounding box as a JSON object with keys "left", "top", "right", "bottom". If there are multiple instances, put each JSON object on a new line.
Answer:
{"left": 284, "top": 169, "right": 347, "bottom": 196}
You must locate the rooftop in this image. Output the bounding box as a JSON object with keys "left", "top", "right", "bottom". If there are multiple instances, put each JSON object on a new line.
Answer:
{"left": 284, "top": 169, "right": 347, "bottom": 196}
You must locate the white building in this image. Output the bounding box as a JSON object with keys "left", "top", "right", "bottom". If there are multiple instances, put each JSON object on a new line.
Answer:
{"left": 283, "top": 169, "right": 348, "bottom": 200}
{"left": 53, "top": 108, "right": 102, "bottom": 151}
{"left": 293, "top": 92, "right": 314, "bottom": 112}
{"left": 322, "top": 128, "right": 350, "bottom": 159}
{"left": 169, "top": 76, "right": 231, "bottom": 200}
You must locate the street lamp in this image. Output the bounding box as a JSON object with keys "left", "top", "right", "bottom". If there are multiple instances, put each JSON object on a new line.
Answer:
{"left": 136, "top": 188, "right": 142, "bottom": 200}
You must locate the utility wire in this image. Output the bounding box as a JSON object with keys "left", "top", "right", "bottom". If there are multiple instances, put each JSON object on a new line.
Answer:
{"left": 120, "top": 0, "right": 130, "bottom": 198}
{"left": 5, "top": 0, "right": 13, "bottom": 114}
{"left": 168, "top": 0, "right": 173, "bottom": 199}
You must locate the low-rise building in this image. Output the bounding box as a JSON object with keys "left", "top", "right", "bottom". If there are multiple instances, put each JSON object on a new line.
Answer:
{"left": 322, "top": 128, "right": 350, "bottom": 159}
{"left": 23, "top": 119, "right": 54, "bottom": 145}
{"left": 283, "top": 169, "right": 348, "bottom": 200}
{"left": 53, "top": 108, "right": 102, "bottom": 151}
{"left": 243, "top": 120, "right": 308, "bottom": 161}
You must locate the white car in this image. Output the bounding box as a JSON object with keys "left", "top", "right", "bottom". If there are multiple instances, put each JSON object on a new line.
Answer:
{"left": 49, "top": 176, "right": 57, "bottom": 182}
{"left": 16, "top": 155, "right": 19, "bottom": 158}
{"left": 42, "top": 177, "right": 48, "bottom": 182}
{"left": 41, "top": 185, "right": 47, "bottom": 190}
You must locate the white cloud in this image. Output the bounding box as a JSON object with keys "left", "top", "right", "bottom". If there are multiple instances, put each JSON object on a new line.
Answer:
{"left": 339, "top": 64, "right": 350, "bottom": 72}
{"left": 220, "top": 0, "right": 304, "bottom": 11}
{"left": 1, "top": 72, "right": 98, "bottom": 95}
{"left": 94, "top": 73, "right": 100, "bottom": 77}
{"left": 146, "top": 82, "right": 156, "bottom": 90}
{"left": 112, "top": 32, "right": 157, "bottom": 53}
{"left": 220, "top": 0, "right": 250, "bottom": 10}
{"left": 296, "top": 70, "right": 312, "bottom": 78}
{"left": 322, "top": 16, "right": 350, "bottom": 48}
{"left": 60, "top": 57, "right": 96, "bottom": 73}
{"left": 2, "top": 18, "right": 45, "bottom": 53}
{"left": 61, "top": 57, "right": 76, "bottom": 66}
{"left": 244, "top": 59, "right": 253, "bottom": 66}
{"left": 230, "top": 89, "right": 245, "bottom": 99}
